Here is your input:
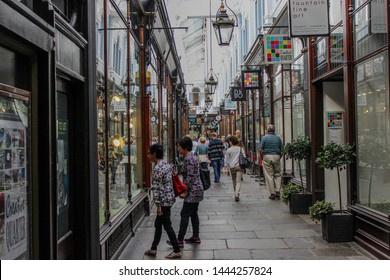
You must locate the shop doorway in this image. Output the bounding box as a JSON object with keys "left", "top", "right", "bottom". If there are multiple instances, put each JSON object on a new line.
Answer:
{"left": 56, "top": 77, "right": 75, "bottom": 259}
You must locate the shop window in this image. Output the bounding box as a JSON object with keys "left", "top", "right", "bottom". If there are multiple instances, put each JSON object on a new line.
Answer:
{"left": 354, "top": 1, "right": 387, "bottom": 60}
{"left": 96, "top": 2, "right": 141, "bottom": 226}
{"left": 0, "top": 87, "right": 30, "bottom": 260}
{"left": 356, "top": 52, "right": 390, "bottom": 215}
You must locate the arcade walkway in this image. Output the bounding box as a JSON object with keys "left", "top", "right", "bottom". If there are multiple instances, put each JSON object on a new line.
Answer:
{"left": 119, "top": 170, "right": 376, "bottom": 260}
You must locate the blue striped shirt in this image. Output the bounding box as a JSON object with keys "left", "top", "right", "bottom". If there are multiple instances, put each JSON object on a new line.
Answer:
{"left": 208, "top": 138, "right": 224, "bottom": 161}
{"left": 259, "top": 133, "right": 283, "bottom": 155}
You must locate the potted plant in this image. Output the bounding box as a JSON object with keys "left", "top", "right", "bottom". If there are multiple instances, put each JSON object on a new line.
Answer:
{"left": 283, "top": 136, "right": 312, "bottom": 214}
{"left": 281, "top": 182, "right": 300, "bottom": 204}
{"left": 313, "top": 141, "right": 355, "bottom": 242}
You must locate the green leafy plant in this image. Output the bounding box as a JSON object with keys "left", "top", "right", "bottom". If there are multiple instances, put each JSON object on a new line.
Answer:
{"left": 309, "top": 200, "right": 334, "bottom": 222}
{"left": 281, "top": 182, "right": 300, "bottom": 205}
{"left": 284, "top": 136, "right": 311, "bottom": 192}
{"left": 315, "top": 142, "right": 355, "bottom": 212}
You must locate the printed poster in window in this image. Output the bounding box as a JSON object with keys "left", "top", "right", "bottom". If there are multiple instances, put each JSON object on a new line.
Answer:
{"left": 0, "top": 96, "right": 28, "bottom": 259}
{"left": 327, "top": 112, "right": 343, "bottom": 128}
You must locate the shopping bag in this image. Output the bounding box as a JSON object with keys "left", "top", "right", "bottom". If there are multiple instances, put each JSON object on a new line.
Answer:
{"left": 172, "top": 173, "right": 187, "bottom": 197}
{"left": 200, "top": 169, "right": 211, "bottom": 191}
{"left": 239, "top": 147, "right": 249, "bottom": 169}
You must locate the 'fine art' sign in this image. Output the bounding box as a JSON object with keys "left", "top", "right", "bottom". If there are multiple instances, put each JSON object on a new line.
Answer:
{"left": 288, "top": 0, "right": 330, "bottom": 37}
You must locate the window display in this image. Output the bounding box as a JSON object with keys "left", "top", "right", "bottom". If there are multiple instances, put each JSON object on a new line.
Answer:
{"left": 0, "top": 93, "right": 29, "bottom": 259}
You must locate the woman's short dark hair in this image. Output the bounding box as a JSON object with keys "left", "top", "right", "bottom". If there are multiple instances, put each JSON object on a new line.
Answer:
{"left": 230, "top": 135, "right": 239, "bottom": 145}
{"left": 177, "top": 136, "right": 193, "bottom": 151}
{"left": 149, "top": 143, "right": 164, "bottom": 159}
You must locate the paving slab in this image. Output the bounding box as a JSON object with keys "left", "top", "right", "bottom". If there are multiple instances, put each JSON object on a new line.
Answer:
{"left": 118, "top": 169, "right": 377, "bottom": 260}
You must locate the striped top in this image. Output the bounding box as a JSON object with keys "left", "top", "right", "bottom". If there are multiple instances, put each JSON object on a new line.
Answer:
{"left": 207, "top": 138, "right": 224, "bottom": 161}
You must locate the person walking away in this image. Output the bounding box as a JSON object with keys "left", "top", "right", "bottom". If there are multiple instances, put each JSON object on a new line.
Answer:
{"left": 221, "top": 135, "right": 229, "bottom": 173}
{"left": 169, "top": 136, "right": 204, "bottom": 247}
{"left": 259, "top": 124, "right": 283, "bottom": 200}
{"left": 144, "top": 143, "right": 182, "bottom": 259}
{"left": 194, "top": 136, "right": 209, "bottom": 170}
{"left": 226, "top": 136, "right": 245, "bottom": 201}
{"left": 208, "top": 132, "right": 224, "bottom": 183}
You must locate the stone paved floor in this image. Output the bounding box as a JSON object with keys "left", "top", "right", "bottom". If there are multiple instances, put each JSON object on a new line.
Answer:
{"left": 118, "top": 169, "right": 376, "bottom": 260}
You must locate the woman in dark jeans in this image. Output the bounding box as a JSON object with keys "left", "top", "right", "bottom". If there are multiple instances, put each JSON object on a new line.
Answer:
{"left": 169, "top": 136, "right": 204, "bottom": 247}
{"left": 144, "top": 143, "right": 182, "bottom": 259}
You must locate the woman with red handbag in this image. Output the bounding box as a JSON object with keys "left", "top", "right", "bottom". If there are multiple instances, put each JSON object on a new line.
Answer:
{"left": 168, "top": 136, "right": 204, "bottom": 247}
{"left": 144, "top": 143, "right": 182, "bottom": 259}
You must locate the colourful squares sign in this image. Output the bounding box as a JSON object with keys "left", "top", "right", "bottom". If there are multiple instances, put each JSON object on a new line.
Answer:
{"left": 327, "top": 112, "right": 343, "bottom": 128}
{"left": 264, "top": 35, "right": 294, "bottom": 64}
{"left": 242, "top": 71, "right": 260, "bottom": 89}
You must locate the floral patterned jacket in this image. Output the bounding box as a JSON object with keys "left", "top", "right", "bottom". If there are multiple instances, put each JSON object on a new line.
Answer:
{"left": 152, "top": 159, "right": 175, "bottom": 207}
{"left": 182, "top": 153, "right": 204, "bottom": 203}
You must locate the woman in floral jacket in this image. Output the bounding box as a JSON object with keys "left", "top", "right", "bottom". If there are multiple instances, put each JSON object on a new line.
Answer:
{"left": 174, "top": 136, "right": 204, "bottom": 246}
{"left": 144, "top": 143, "right": 182, "bottom": 259}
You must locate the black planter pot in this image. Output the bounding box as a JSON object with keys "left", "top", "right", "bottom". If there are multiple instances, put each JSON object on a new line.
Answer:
{"left": 321, "top": 212, "right": 354, "bottom": 242}
{"left": 289, "top": 193, "right": 312, "bottom": 214}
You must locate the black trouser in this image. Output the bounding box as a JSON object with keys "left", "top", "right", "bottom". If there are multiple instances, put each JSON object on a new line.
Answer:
{"left": 151, "top": 206, "right": 180, "bottom": 253}
{"left": 178, "top": 202, "right": 200, "bottom": 241}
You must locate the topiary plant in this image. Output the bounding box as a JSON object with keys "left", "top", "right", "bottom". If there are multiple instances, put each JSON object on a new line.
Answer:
{"left": 281, "top": 182, "right": 300, "bottom": 205}
{"left": 284, "top": 136, "right": 311, "bottom": 192}
{"left": 309, "top": 200, "right": 334, "bottom": 222}
{"left": 315, "top": 142, "right": 355, "bottom": 212}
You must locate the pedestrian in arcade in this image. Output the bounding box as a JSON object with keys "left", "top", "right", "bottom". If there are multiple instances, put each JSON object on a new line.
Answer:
{"left": 208, "top": 132, "right": 224, "bottom": 183}
{"left": 169, "top": 136, "right": 204, "bottom": 247}
{"left": 144, "top": 143, "right": 182, "bottom": 259}
{"left": 259, "top": 124, "right": 283, "bottom": 200}
{"left": 226, "top": 136, "right": 245, "bottom": 201}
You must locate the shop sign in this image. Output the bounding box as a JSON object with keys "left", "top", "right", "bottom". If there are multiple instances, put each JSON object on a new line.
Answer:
{"left": 264, "top": 35, "right": 294, "bottom": 64}
{"left": 231, "top": 87, "right": 246, "bottom": 101}
{"left": 220, "top": 104, "right": 230, "bottom": 115}
{"left": 188, "top": 115, "right": 197, "bottom": 125}
{"left": 371, "top": 0, "right": 387, "bottom": 34}
{"left": 288, "top": 0, "right": 330, "bottom": 37}
{"left": 241, "top": 70, "right": 260, "bottom": 90}
{"left": 224, "top": 98, "right": 237, "bottom": 110}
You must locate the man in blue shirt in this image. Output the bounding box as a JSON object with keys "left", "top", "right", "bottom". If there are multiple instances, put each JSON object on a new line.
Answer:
{"left": 259, "top": 124, "right": 283, "bottom": 200}
{"left": 208, "top": 132, "right": 224, "bottom": 183}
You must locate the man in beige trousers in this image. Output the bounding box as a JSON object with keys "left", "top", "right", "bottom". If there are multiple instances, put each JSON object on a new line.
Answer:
{"left": 259, "top": 124, "right": 283, "bottom": 200}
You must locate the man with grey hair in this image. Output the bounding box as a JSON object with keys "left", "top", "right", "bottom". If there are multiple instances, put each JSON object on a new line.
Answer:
{"left": 259, "top": 124, "right": 283, "bottom": 200}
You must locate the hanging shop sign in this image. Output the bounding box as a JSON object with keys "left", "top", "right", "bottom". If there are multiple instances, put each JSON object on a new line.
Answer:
{"left": 210, "top": 115, "right": 222, "bottom": 127}
{"left": 288, "top": 0, "right": 330, "bottom": 37}
{"left": 224, "top": 98, "right": 237, "bottom": 110}
{"left": 241, "top": 70, "right": 260, "bottom": 90}
{"left": 231, "top": 87, "right": 246, "bottom": 101}
{"left": 188, "top": 115, "right": 197, "bottom": 125}
{"left": 264, "top": 35, "right": 294, "bottom": 64}
{"left": 220, "top": 104, "right": 230, "bottom": 115}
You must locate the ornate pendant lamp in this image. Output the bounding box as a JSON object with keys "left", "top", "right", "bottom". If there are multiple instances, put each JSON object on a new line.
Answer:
{"left": 213, "top": 0, "right": 237, "bottom": 46}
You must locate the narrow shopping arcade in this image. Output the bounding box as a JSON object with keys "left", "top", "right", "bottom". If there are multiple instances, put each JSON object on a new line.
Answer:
{"left": 0, "top": 0, "right": 390, "bottom": 260}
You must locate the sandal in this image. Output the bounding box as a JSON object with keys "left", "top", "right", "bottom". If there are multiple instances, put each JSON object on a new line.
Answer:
{"left": 164, "top": 251, "right": 182, "bottom": 259}
{"left": 144, "top": 249, "right": 157, "bottom": 256}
